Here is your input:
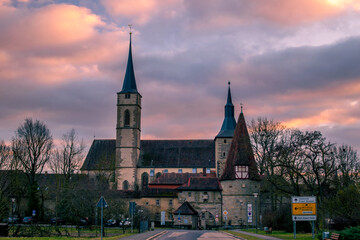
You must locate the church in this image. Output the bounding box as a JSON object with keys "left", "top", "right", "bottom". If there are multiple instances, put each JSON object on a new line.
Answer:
{"left": 81, "top": 33, "right": 261, "bottom": 228}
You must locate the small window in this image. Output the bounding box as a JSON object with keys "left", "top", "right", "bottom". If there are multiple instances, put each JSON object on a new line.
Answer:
{"left": 150, "top": 169, "right": 154, "bottom": 177}
{"left": 222, "top": 152, "right": 226, "bottom": 157}
{"left": 224, "top": 139, "right": 227, "bottom": 143}
{"left": 156, "top": 200, "right": 160, "bottom": 206}
{"left": 192, "top": 168, "right": 197, "bottom": 173}
{"left": 163, "top": 169, "right": 168, "bottom": 173}
{"left": 206, "top": 168, "right": 210, "bottom": 174}
{"left": 124, "top": 110, "right": 130, "bottom": 127}
{"left": 169, "top": 200, "right": 173, "bottom": 207}
{"left": 203, "top": 192, "right": 208, "bottom": 202}
{"left": 125, "top": 94, "right": 130, "bottom": 99}
{"left": 188, "top": 192, "right": 192, "bottom": 197}
{"left": 169, "top": 213, "right": 173, "bottom": 220}
{"left": 123, "top": 180, "right": 129, "bottom": 190}
{"left": 178, "top": 169, "right": 182, "bottom": 173}
{"left": 145, "top": 202, "right": 149, "bottom": 206}
{"left": 235, "top": 165, "right": 249, "bottom": 179}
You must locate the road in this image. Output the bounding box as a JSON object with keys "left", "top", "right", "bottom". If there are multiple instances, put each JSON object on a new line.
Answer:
{"left": 121, "top": 229, "right": 243, "bottom": 240}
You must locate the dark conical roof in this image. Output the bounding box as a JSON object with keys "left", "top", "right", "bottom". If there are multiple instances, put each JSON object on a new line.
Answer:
{"left": 216, "top": 82, "right": 236, "bottom": 138}
{"left": 220, "top": 111, "right": 260, "bottom": 181}
{"left": 119, "top": 33, "right": 138, "bottom": 93}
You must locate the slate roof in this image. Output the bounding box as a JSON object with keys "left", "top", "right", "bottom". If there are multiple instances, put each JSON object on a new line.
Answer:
{"left": 138, "top": 140, "right": 215, "bottom": 168}
{"left": 119, "top": 33, "right": 138, "bottom": 94}
{"left": 80, "top": 139, "right": 116, "bottom": 171}
{"left": 173, "top": 201, "right": 198, "bottom": 215}
{"left": 81, "top": 139, "right": 215, "bottom": 171}
{"left": 220, "top": 111, "right": 260, "bottom": 181}
{"left": 216, "top": 83, "right": 236, "bottom": 138}
{"left": 177, "top": 177, "right": 222, "bottom": 191}
{"left": 149, "top": 172, "right": 216, "bottom": 186}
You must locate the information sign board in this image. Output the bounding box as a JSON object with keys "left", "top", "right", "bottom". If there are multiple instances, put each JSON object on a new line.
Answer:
{"left": 291, "top": 196, "right": 317, "bottom": 222}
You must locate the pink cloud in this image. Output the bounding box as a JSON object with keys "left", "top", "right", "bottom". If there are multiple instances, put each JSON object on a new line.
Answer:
{"left": 0, "top": 4, "right": 104, "bottom": 50}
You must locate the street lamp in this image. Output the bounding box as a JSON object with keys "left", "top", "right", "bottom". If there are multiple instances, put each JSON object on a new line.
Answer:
{"left": 253, "top": 193, "right": 258, "bottom": 233}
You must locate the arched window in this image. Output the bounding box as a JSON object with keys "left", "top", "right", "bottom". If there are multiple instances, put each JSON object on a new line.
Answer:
{"left": 124, "top": 110, "right": 130, "bottom": 127}
{"left": 123, "top": 180, "right": 129, "bottom": 190}
{"left": 141, "top": 172, "right": 149, "bottom": 190}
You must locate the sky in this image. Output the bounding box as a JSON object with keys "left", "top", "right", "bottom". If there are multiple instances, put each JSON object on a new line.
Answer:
{"left": 0, "top": 0, "right": 359, "bottom": 152}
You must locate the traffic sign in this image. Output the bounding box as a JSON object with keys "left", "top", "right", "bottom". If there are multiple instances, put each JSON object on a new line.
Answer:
{"left": 223, "top": 210, "right": 228, "bottom": 216}
{"left": 96, "top": 196, "right": 108, "bottom": 208}
{"left": 292, "top": 203, "right": 316, "bottom": 215}
{"left": 292, "top": 196, "right": 316, "bottom": 203}
{"left": 292, "top": 215, "right": 317, "bottom": 221}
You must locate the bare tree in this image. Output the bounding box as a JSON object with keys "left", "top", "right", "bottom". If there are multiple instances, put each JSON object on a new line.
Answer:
{"left": 12, "top": 118, "right": 53, "bottom": 214}
{"left": 49, "top": 129, "right": 85, "bottom": 180}
{"left": 0, "top": 140, "right": 11, "bottom": 169}
{"left": 334, "top": 145, "right": 360, "bottom": 187}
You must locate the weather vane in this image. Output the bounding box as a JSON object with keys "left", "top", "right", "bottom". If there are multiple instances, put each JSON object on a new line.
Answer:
{"left": 240, "top": 103, "right": 243, "bottom": 113}
{"left": 128, "top": 24, "right": 132, "bottom": 35}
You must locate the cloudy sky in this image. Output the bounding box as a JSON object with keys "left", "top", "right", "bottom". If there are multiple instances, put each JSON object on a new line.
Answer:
{"left": 0, "top": 0, "right": 359, "bottom": 151}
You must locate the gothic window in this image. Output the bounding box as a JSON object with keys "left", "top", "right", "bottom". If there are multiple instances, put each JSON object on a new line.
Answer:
{"left": 206, "top": 168, "right": 210, "bottom": 174}
{"left": 150, "top": 169, "right": 154, "bottom": 177}
{"left": 235, "top": 165, "right": 249, "bottom": 179}
{"left": 141, "top": 172, "right": 149, "bottom": 190}
{"left": 224, "top": 139, "right": 227, "bottom": 143}
{"left": 124, "top": 110, "right": 130, "bottom": 126}
{"left": 123, "top": 180, "right": 129, "bottom": 190}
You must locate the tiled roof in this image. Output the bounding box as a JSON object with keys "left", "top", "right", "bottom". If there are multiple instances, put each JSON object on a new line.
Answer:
{"left": 220, "top": 112, "right": 260, "bottom": 181}
{"left": 173, "top": 202, "right": 198, "bottom": 215}
{"left": 138, "top": 140, "right": 215, "bottom": 168}
{"left": 80, "top": 139, "right": 116, "bottom": 171}
{"left": 177, "top": 177, "right": 222, "bottom": 191}
{"left": 81, "top": 139, "right": 215, "bottom": 171}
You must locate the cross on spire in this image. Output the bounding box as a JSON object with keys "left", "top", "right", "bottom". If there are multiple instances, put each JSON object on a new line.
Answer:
{"left": 240, "top": 103, "right": 243, "bottom": 113}
{"left": 128, "top": 24, "right": 132, "bottom": 35}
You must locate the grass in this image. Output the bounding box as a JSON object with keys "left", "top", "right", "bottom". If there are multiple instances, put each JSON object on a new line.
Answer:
{"left": 238, "top": 229, "right": 317, "bottom": 240}
{"left": 223, "top": 230, "right": 264, "bottom": 240}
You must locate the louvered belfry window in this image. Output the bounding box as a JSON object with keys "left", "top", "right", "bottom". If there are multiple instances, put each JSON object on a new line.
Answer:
{"left": 235, "top": 165, "right": 249, "bottom": 179}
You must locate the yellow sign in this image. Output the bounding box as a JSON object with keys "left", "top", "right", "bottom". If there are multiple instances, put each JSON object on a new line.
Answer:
{"left": 292, "top": 203, "right": 316, "bottom": 215}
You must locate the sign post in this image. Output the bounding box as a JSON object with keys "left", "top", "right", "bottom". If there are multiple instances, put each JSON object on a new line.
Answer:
{"left": 97, "top": 196, "right": 109, "bottom": 240}
{"left": 292, "top": 196, "right": 316, "bottom": 239}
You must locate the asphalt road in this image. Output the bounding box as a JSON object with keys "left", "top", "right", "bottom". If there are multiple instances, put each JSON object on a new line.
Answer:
{"left": 120, "top": 229, "right": 243, "bottom": 240}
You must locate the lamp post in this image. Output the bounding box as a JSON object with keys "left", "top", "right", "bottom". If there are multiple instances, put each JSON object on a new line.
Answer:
{"left": 253, "top": 193, "right": 258, "bottom": 233}
{"left": 11, "top": 198, "right": 15, "bottom": 236}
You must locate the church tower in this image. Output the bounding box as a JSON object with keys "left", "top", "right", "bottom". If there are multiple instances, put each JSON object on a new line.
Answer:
{"left": 215, "top": 82, "right": 237, "bottom": 177}
{"left": 115, "top": 32, "right": 141, "bottom": 190}
{"left": 220, "top": 108, "right": 260, "bottom": 226}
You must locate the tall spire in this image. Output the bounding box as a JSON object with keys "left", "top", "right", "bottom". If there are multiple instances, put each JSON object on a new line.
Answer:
{"left": 220, "top": 110, "right": 260, "bottom": 181}
{"left": 215, "top": 82, "right": 237, "bottom": 138}
{"left": 120, "top": 27, "right": 138, "bottom": 93}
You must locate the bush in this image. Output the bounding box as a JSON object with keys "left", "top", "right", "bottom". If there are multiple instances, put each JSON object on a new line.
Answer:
{"left": 338, "top": 226, "right": 360, "bottom": 240}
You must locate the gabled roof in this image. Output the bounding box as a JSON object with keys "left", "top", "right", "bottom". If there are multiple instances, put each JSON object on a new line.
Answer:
{"left": 177, "top": 177, "right": 222, "bottom": 191}
{"left": 80, "top": 139, "right": 116, "bottom": 171}
{"left": 81, "top": 139, "right": 215, "bottom": 171}
{"left": 138, "top": 140, "right": 215, "bottom": 168}
{"left": 216, "top": 82, "right": 236, "bottom": 138}
{"left": 220, "top": 111, "right": 260, "bottom": 181}
{"left": 119, "top": 33, "right": 138, "bottom": 94}
{"left": 173, "top": 202, "right": 198, "bottom": 215}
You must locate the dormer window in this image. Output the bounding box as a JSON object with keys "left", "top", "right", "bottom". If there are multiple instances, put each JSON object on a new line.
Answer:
{"left": 235, "top": 165, "right": 249, "bottom": 179}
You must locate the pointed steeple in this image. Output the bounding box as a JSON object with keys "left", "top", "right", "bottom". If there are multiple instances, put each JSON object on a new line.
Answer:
{"left": 220, "top": 109, "right": 260, "bottom": 181}
{"left": 215, "top": 82, "right": 237, "bottom": 138}
{"left": 120, "top": 32, "right": 138, "bottom": 93}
